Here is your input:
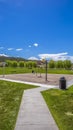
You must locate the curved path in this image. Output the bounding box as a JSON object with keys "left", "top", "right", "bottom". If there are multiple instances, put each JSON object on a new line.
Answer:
{"left": 0, "top": 77, "right": 73, "bottom": 130}
{"left": 14, "top": 87, "right": 59, "bottom": 130}
{"left": 0, "top": 78, "right": 59, "bottom": 130}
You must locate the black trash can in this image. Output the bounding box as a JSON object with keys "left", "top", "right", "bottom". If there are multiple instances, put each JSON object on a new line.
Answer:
{"left": 59, "top": 77, "right": 66, "bottom": 90}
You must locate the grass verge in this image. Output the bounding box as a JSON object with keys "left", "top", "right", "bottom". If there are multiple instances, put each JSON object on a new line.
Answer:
{"left": 42, "top": 86, "right": 73, "bottom": 130}
{"left": 0, "top": 80, "right": 38, "bottom": 130}
{"left": 0, "top": 67, "right": 73, "bottom": 75}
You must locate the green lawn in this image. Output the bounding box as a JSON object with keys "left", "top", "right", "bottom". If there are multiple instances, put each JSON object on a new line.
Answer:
{"left": 0, "top": 67, "right": 73, "bottom": 75}
{"left": 0, "top": 80, "right": 38, "bottom": 130}
{"left": 0, "top": 67, "right": 32, "bottom": 74}
{"left": 42, "top": 86, "right": 73, "bottom": 130}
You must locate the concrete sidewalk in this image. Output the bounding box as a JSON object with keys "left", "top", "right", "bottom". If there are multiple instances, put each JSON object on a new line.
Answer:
{"left": 14, "top": 87, "right": 59, "bottom": 130}
{"left": 0, "top": 77, "right": 58, "bottom": 88}
{"left": 0, "top": 77, "right": 73, "bottom": 88}
{"left": 0, "top": 78, "right": 59, "bottom": 129}
{"left": 1, "top": 77, "right": 73, "bottom": 130}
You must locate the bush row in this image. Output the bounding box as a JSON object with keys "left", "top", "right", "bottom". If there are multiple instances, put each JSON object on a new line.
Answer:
{"left": 0, "top": 60, "right": 72, "bottom": 70}
{"left": 48, "top": 60, "right": 72, "bottom": 69}
{"left": 5, "top": 60, "right": 37, "bottom": 68}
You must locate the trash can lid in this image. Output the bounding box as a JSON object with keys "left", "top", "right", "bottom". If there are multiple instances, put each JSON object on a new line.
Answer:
{"left": 60, "top": 77, "right": 66, "bottom": 80}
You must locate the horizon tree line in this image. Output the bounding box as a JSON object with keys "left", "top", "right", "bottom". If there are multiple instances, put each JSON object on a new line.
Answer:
{"left": 0, "top": 59, "right": 72, "bottom": 70}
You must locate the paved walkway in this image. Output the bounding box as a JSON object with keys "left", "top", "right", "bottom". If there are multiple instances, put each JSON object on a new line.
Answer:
{"left": 0, "top": 77, "right": 58, "bottom": 88}
{"left": 14, "top": 87, "right": 59, "bottom": 130}
{"left": 0, "top": 77, "right": 73, "bottom": 88}
{"left": 0, "top": 77, "right": 73, "bottom": 130}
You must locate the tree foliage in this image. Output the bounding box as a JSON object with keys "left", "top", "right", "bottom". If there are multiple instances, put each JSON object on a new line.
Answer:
{"left": 48, "top": 60, "right": 55, "bottom": 68}
{"left": 56, "top": 60, "right": 64, "bottom": 68}
{"left": 6, "top": 60, "right": 12, "bottom": 67}
{"left": 19, "top": 61, "right": 24, "bottom": 67}
{"left": 5, "top": 59, "right": 72, "bottom": 69}
{"left": 11, "top": 61, "right": 18, "bottom": 67}
{"left": 64, "top": 60, "right": 72, "bottom": 69}
{"left": 48, "top": 60, "right": 72, "bottom": 69}
{"left": 25, "top": 61, "right": 37, "bottom": 68}
{"left": 32, "top": 62, "right": 37, "bottom": 68}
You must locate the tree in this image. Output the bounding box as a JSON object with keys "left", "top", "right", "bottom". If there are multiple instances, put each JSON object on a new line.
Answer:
{"left": 32, "top": 62, "right": 37, "bottom": 68}
{"left": 11, "top": 61, "right": 18, "bottom": 67}
{"left": 19, "top": 61, "right": 24, "bottom": 67}
{"left": 25, "top": 62, "right": 28, "bottom": 68}
{"left": 56, "top": 60, "right": 64, "bottom": 68}
{"left": 25, "top": 61, "right": 32, "bottom": 68}
{"left": 6, "top": 60, "right": 12, "bottom": 67}
{"left": 64, "top": 60, "right": 72, "bottom": 69}
{"left": 49, "top": 60, "right": 55, "bottom": 68}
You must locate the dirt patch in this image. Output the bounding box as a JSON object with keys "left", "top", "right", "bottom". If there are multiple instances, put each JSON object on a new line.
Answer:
{"left": 1, "top": 73, "right": 73, "bottom": 85}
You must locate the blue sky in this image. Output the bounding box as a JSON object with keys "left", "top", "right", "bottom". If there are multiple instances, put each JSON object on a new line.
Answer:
{"left": 0, "top": 0, "right": 73, "bottom": 61}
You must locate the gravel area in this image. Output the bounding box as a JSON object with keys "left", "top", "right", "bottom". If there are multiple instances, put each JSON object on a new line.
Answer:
{"left": 1, "top": 73, "right": 73, "bottom": 85}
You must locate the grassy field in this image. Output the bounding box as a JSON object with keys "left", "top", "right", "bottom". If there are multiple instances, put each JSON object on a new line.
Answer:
{"left": 0, "top": 67, "right": 32, "bottom": 74}
{"left": 42, "top": 86, "right": 73, "bottom": 130}
{"left": 0, "top": 80, "right": 38, "bottom": 130}
{"left": 0, "top": 67, "right": 73, "bottom": 75}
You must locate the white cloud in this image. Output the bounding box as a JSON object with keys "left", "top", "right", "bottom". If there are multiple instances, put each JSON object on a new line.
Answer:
{"left": 56, "top": 56, "right": 73, "bottom": 63}
{"left": 0, "top": 53, "right": 8, "bottom": 57}
{"left": 38, "top": 52, "right": 73, "bottom": 62}
{"left": 38, "top": 52, "right": 68, "bottom": 60}
{"left": 16, "top": 48, "right": 23, "bottom": 51}
{"left": 33, "top": 43, "right": 38, "bottom": 47}
{"left": 8, "top": 48, "right": 14, "bottom": 51}
{"left": 28, "top": 57, "right": 38, "bottom": 60}
{"left": 51, "top": 56, "right": 68, "bottom": 61}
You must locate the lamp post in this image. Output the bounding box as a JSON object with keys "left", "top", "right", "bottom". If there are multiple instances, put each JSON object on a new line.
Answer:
{"left": 2, "top": 62, "right": 5, "bottom": 78}
{"left": 42, "top": 59, "right": 48, "bottom": 81}
{"left": 45, "top": 60, "right": 48, "bottom": 81}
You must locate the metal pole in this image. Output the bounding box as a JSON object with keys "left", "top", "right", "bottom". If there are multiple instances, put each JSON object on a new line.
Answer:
{"left": 40, "top": 67, "right": 41, "bottom": 77}
{"left": 3, "top": 62, "right": 5, "bottom": 78}
{"left": 45, "top": 60, "right": 47, "bottom": 81}
{"left": 3, "top": 65, "right": 5, "bottom": 78}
